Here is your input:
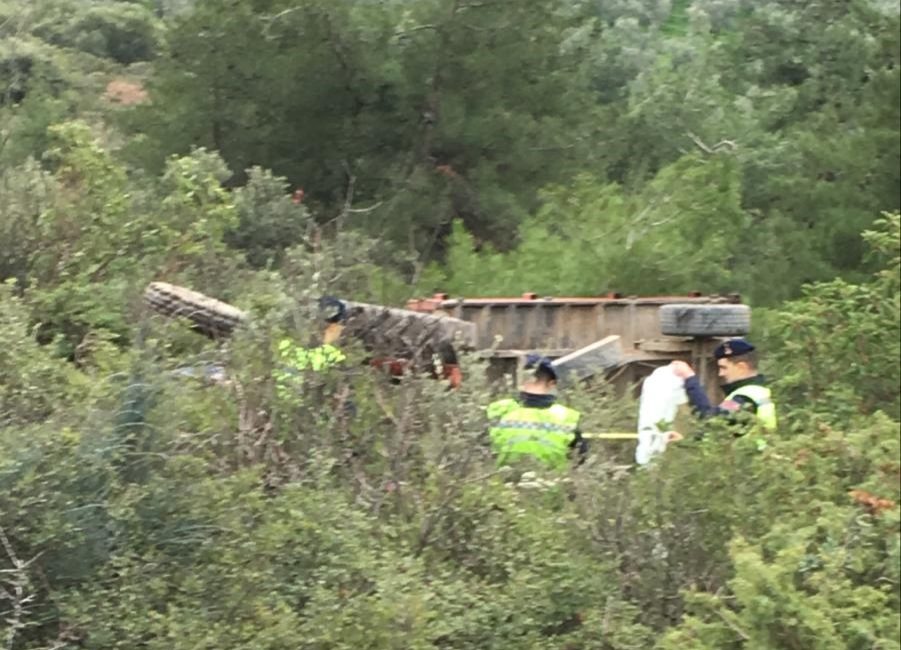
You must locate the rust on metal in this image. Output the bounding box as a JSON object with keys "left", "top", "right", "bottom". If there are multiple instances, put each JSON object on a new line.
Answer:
{"left": 405, "top": 292, "right": 742, "bottom": 352}
{"left": 406, "top": 291, "right": 742, "bottom": 401}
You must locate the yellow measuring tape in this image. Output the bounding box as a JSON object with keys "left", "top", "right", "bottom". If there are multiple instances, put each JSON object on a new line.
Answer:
{"left": 582, "top": 432, "right": 638, "bottom": 440}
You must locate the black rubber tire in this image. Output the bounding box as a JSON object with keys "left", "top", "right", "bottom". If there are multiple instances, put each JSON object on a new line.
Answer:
{"left": 659, "top": 303, "right": 751, "bottom": 337}
{"left": 144, "top": 282, "right": 247, "bottom": 339}
{"left": 143, "top": 283, "right": 473, "bottom": 372}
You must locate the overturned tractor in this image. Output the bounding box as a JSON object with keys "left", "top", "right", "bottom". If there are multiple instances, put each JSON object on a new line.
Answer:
{"left": 143, "top": 282, "right": 476, "bottom": 382}
{"left": 144, "top": 283, "right": 750, "bottom": 400}
{"left": 405, "top": 292, "right": 750, "bottom": 402}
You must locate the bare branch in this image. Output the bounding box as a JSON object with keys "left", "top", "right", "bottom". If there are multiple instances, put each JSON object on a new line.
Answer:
{"left": 394, "top": 24, "right": 439, "bottom": 37}
{"left": 346, "top": 201, "right": 384, "bottom": 215}
{"left": 0, "top": 525, "right": 38, "bottom": 650}
{"left": 338, "top": 160, "right": 355, "bottom": 230}
{"left": 712, "top": 606, "right": 751, "bottom": 642}
{"left": 260, "top": 6, "right": 304, "bottom": 38}
{"left": 686, "top": 131, "right": 738, "bottom": 155}
{"left": 686, "top": 131, "right": 714, "bottom": 154}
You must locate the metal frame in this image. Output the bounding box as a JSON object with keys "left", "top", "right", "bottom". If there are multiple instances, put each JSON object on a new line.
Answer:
{"left": 407, "top": 292, "right": 740, "bottom": 402}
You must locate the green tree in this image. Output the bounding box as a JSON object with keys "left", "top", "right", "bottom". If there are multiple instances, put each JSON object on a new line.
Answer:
{"left": 5, "top": 121, "right": 244, "bottom": 356}
{"left": 418, "top": 151, "right": 749, "bottom": 297}
{"left": 760, "top": 213, "right": 901, "bottom": 422}
{"left": 226, "top": 166, "right": 312, "bottom": 269}
{"left": 30, "top": 0, "right": 163, "bottom": 64}
{"left": 711, "top": 0, "right": 901, "bottom": 294}
{"left": 124, "top": 0, "right": 601, "bottom": 259}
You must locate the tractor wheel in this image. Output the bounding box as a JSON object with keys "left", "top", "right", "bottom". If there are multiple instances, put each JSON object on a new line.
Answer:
{"left": 143, "top": 282, "right": 474, "bottom": 375}
{"left": 144, "top": 282, "right": 247, "bottom": 339}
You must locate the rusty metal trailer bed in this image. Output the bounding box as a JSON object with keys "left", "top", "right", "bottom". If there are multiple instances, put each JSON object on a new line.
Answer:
{"left": 406, "top": 292, "right": 751, "bottom": 402}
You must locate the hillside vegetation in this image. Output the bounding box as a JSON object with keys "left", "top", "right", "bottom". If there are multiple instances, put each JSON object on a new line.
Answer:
{"left": 0, "top": 1, "right": 899, "bottom": 648}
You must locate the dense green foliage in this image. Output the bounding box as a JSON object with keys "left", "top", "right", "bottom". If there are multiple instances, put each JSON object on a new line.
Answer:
{"left": 0, "top": 0, "right": 899, "bottom": 647}
{"left": 4, "top": 0, "right": 899, "bottom": 302}
{"left": 0, "top": 217, "right": 898, "bottom": 647}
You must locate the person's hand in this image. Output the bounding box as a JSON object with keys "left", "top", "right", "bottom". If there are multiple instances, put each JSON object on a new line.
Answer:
{"left": 665, "top": 430, "right": 684, "bottom": 443}
{"left": 670, "top": 360, "right": 696, "bottom": 379}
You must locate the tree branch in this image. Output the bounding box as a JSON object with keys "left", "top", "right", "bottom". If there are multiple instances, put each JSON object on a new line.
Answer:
{"left": 686, "top": 131, "right": 737, "bottom": 155}
{"left": 0, "top": 525, "right": 40, "bottom": 650}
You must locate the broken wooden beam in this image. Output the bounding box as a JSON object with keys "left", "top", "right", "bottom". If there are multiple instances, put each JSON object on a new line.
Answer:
{"left": 551, "top": 335, "right": 624, "bottom": 383}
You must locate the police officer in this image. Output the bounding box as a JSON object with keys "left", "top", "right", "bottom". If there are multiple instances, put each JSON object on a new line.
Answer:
{"left": 275, "top": 296, "right": 348, "bottom": 399}
{"left": 486, "top": 354, "right": 588, "bottom": 470}
{"left": 670, "top": 338, "right": 777, "bottom": 431}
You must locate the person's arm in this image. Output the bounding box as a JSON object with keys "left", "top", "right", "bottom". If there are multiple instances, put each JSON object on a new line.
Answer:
{"left": 682, "top": 375, "right": 718, "bottom": 417}
{"left": 685, "top": 376, "right": 762, "bottom": 422}
{"left": 568, "top": 413, "right": 588, "bottom": 465}
{"left": 671, "top": 361, "right": 740, "bottom": 419}
{"left": 569, "top": 427, "right": 589, "bottom": 465}
{"left": 670, "top": 361, "right": 717, "bottom": 417}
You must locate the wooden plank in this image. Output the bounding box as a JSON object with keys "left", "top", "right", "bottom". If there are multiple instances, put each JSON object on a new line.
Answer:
{"left": 480, "top": 348, "right": 577, "bottom": 359}
{"left": 551, "top": 335, "right": 624, "bottom": 383}
{"left": 636, "top": 337, "right": 693, "bottom": 353}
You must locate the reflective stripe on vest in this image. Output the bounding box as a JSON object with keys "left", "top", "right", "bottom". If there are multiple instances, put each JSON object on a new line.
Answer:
{"left": 725, "top": 384, "right": 777, "bottom": 430}
{"left": 487, "top": 401, "right": 581, "bottom": 470}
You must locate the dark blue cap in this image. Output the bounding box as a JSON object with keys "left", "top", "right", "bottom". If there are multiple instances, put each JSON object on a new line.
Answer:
{"left": 714, "top": 338, "right": 755, "bottom": 359}
{"left": 524, "top": 353, "right": 557, "bottom": 380}
{"left": 319, "top": 296, "right": 347, "bottom": 323}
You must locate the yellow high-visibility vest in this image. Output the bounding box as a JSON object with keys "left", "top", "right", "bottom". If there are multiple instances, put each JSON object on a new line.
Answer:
{"left": 275, "top": 339, "right": 346, "bottom": 399}
{"left": 487, "top": 398, "right": 581, "bottom": 470}
{"left": 726, "top": 384, "right": 777, "bottom": 430}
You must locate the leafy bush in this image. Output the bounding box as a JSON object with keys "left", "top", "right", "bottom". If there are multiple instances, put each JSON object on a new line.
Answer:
{"left": 32, "top": 1, "right": 163, "bottom": 64}
{"left": 655, "top": 415, "right": 900, "bottom": 649}
{"left": 417, "top": 153, "right": 750, "bottom": 297}
{"left": 0, "top": 303, "right": 660, "bottom": 648}
{"left": 0, "top": 107, "right": 897, "bottom": 647}
{"left": 760, "top": 213, "right": 901, "bottom": 422}
{"left": 2, "top": 122, "right": 247, "bottom": 356}
{"left": 2, "top": 259, "right": 897, "bottom": 648}
{"left": 0, "top": 284, "right": 82, "bottom": 426}
{"left": 226, "top": 167, "right": 313, "bottom": 269}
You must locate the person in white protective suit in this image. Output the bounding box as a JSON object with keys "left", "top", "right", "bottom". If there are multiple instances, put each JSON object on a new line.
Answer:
{"left": 635, "top": 364, "right": 687, "bottom": 465}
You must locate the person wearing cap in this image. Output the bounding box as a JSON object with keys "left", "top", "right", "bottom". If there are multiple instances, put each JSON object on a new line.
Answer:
{"left": 486, "top": 354, "right": 588, "bottom": 470}
{"left": 670, "top": 338, "right": 778, "bottom": 431}
{"left": 275, "top": 296, "right": 348, "bottom": 399}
